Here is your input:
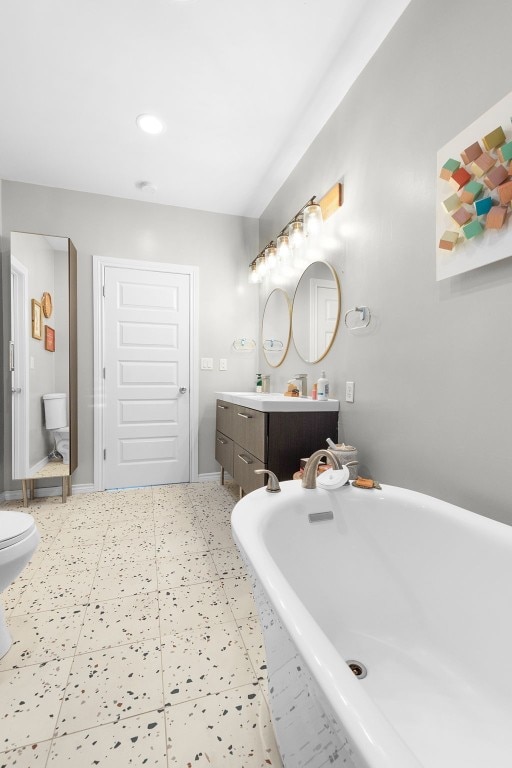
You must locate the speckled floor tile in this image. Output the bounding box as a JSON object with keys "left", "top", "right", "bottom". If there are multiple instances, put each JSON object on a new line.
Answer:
{"left": 155, "top": 527, "right": 208, "bottom": 557}
{"left": 43, "top": 542, "right": 103, "bottom": 572}
{"left": 157, "top": 552, "right": 219, "bottom": 589}
{"left": 13, "top": 568, "right": 95, "bottom": 615}
{"left": 1, "top": 579, "right": 29, "bottom": 616}
{"left": 77, "top": 591, "right": 160, "bottom": 654}
{"left": 0, "top": 740, "right": 52, "bottom": 766}
{"left": 211, "top": 546, "right": 248, "bottom": 579}
{"left": 153, "top": 511, "right": 200, "bottom": 534}
{"left": 237, "top": 618, "right": 268, "bottom": 695}
{"left": 200, "top": 523, "right": 236, "bottom": 550}
{"left": 0, "top": 657, "right": 73, "bottom": 751}
{"left": 56, "top": 640, "right": 164, "bottom": 736}
{"left": 56, "top": 525, "right": 109, "bottom": 549}
{"left": 105, "top": 518, "right": 155, "bottom": 542}
{"left": 99, "top": 537, "right": 156, "bottom": 568}
{"left": 47, "top": 710, "right": 167, "bottom": 766}
{"left": 161, "top": 621, "right": 255, "bottom": 705}
{"left": 90, "top": 561, "right": 158, "bottom": 602}
{"left": 221, "top": 577, "right": 257, "bottom": 620}
{"left": 165, "top": 683, "right": 282, "bottom": 767}
{"left": 0, "top": 606, "right": 85, "bottom": 670}
{"left": 158, "top": 581, "right": 233, "bottom": 636}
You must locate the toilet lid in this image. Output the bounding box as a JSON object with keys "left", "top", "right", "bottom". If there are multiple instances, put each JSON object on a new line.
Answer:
{"left": 0, "top": 511, "right": 36, "bottom": 550}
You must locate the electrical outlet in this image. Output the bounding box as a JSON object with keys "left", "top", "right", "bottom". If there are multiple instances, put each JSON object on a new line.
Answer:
{"left": 219, "top": 358, "right": 227, "bottom": 371}
{"left": 201, "top": 357, "right": 213, "bottom": 370}
{"left": 345, "top": 381, "right": 355, "bottom": 403}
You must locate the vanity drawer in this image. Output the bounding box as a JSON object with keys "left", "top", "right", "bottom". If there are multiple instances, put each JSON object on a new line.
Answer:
{"left": 233, "top": 444, "right": 265, "bottom": 494}
{"left": 215, "top": 431, "right": 233, "bottom": 478}
{"left": 232, "top": 406, "right": 267, "bottom": 462}
{"left": 216, "top": 400, "right": 234, "bottom": 438}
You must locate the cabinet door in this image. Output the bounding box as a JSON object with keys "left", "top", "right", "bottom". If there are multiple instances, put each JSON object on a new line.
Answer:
{"left": 232, "top": 406, "right": 267, "bottom": 462}
{"left": 216, "top": 400, "right": 234, "bottom": 437}
{"left": 215, "top": 431, "right": 233, "bottom": 478}
{"left": 233, "top": 443, "right": 265, "bottom": 494}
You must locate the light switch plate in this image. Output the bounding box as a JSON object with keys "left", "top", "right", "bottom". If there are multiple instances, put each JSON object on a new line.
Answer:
{"left": 219, "top": 358, "right": 227, "bottom": 370}
{"left": 346, "top": 381, "right": 354, "bottom": 403}
{"left": 201, "top": 357, "right": 213, "bottom": 370}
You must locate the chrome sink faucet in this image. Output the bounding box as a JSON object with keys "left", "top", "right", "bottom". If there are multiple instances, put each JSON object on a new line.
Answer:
{"left": 302, "top": 450, "right": 343, "bottom": 489}
{"left": 294, "top": 374, "right": 308, "bottom": 397}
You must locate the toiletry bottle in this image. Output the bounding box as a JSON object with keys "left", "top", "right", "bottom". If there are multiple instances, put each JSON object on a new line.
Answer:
{"left": 311, "top": 383, "right": 318, "bottom": 400}
{"left": 317, "top": 371, "right": 329, "bottom": 401}
{"left": 256, "top": 373, "right": 262, "bottom": 393}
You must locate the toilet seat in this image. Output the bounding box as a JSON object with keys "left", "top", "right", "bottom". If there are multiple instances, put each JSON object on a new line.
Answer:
{"left": 0, "top": 512, "right": 36, "bottom": 551}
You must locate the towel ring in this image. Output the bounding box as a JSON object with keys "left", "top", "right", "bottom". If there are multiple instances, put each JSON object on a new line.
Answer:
{"left": 232, "top": 337, "right": 256, "bottom": 351}
{"left": 344, "top": 306, "right": 371, "bottom": 330}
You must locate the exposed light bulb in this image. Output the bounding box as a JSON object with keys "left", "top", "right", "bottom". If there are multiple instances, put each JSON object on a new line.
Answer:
{"left": 289, "top": 218, "right": 304, "bottom": 250}
{"left": 265, "top": 244, "right": 277, "bottom": 269}
{"left": 303, "top": 202, "right": 323, "bottom": 237}
{"left": 276, "top": 234, "right": 291, "bottom": 263}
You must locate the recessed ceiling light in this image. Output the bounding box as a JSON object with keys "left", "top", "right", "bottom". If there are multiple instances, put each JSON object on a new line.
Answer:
{"left": 136, "top": 114, "right": 165, "bottom": 135}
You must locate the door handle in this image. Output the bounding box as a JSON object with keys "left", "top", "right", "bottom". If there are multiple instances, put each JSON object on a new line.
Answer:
{"left": 237, "top": 453, "right": 253, "bottom": 465}
{"left": 237, "top": 412, "right": 252, "bottom": 419}
{"left": 179, "top": 387, "right": 187, "bottom": 394}
{"left": 11, "top": 387, "right": 22, "bottom": 394}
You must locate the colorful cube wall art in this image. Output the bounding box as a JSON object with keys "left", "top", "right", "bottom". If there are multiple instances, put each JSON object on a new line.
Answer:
{"left": 484, "top": 164, "right": 509, "bottom": 190}
{"left": 460, "top": 180, "right": 483, "bottom": 204}
{"left": 486, "top": 206, "right": 508, "bottom": 230}
{"left": 474, "top": 196, "right": 493, "bottom": 216}
{"left": 451, "top": 207, "right": 472, "bottom": 227}
{"left": 439, "top": 231, "right": 459, "bottom": 251}
{"left": 436, "top": 89, "right": 512, "bottom": 280}
{"left": 460, "top": 141, "right": 482, "bottom": 164}
{"left": 439, "top": 158, "right": 460, "bottom": 180}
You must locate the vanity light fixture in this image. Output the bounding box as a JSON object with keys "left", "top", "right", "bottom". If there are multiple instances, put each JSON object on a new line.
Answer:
{"left": 248, "top": 183, "right": 343, "bottom": 284}
{"left": 136, "top": 113, "right": 165, "bottom": 135}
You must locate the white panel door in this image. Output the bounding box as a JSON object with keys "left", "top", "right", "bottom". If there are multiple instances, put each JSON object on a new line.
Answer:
{"left": 103, "top": 266, "right": 190, "bottom": 489}
{"left": 310, "top": 278, "right": 338, "bottom": 361}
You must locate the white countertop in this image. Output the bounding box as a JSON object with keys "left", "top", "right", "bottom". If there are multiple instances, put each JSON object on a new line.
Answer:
{"left": 216, "top": 392, "right": 339, "bottom": 413}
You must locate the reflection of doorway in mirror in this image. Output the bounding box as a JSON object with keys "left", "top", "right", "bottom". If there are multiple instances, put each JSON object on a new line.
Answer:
{"left": 310, "top": 279, "right": 337, "bottom": 362}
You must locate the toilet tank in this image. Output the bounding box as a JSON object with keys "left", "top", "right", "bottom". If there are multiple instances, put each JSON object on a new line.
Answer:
{"left": 42, "top": 393, "right": 68, "bottom": 429}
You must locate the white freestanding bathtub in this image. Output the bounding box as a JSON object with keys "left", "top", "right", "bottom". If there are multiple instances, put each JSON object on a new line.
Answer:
{"left": 231, "top": 479, "right": 512, "bottom": 768}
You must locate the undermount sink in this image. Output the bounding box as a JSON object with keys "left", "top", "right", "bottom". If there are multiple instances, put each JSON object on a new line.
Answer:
{"left": 216, "top": 391, "right": 339, "bottom": 412}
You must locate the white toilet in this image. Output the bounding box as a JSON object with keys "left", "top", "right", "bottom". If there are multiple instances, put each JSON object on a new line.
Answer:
{"left": 42, "top": 393, "right": 69, "bottom": 464}
{"left": 0, "top": 511, "right": 39, "bottom": 657}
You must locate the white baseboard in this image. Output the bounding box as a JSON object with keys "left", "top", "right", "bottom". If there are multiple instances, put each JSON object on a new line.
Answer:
{"left": 197, "top": 472, "right": 222, "bottom": 483}
{"left": 28, "top": 456, "right": 49, "bottom": 476}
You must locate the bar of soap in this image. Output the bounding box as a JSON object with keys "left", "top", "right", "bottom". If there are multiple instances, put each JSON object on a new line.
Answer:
{"left": 461, "top": 141, "right": 482, "bottom": 164}
{"left": 485, "top": 205, "right": 508, "bottom": 230}
{"left": 440, "top": 158, "right": 460, "bottom": 180}
{"left": 353, "top": 476, "right": 374, "bottom": 489}
{"left": 439, "top": 231, "right": 459, "bottom": 251}
{"left": 460, "top": 180, "right": 483, "bottom": 203}
{"left": 482, "top": 125, "right": 506, "bottom": 151}
{"left": 484, "top": 165, "right": 509, "bottom": 190}
{"left": 497, "top": 141, "right": 512, "bottom": 163}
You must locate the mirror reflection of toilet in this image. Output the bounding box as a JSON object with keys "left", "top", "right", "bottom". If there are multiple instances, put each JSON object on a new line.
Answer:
{"left": 42, "top": 393, "right": 69, "bottom": 464}
{"left": 0, "top": 511, "right": 39, "bottom": 657}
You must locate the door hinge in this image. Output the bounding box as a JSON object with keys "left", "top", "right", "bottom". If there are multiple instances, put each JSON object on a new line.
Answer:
{"left": 103, "top": 367, "right": 106, "bottom": 379}
{"left": 104, "top": 448, "right": 107, "bottom": 460}
{"left": 102, "top": 284, "right": 105, "bottom": 297}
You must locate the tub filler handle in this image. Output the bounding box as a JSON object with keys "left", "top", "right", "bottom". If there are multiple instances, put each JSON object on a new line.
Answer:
{"left": 254, "top": 469, "right": 281, "bottom": 493}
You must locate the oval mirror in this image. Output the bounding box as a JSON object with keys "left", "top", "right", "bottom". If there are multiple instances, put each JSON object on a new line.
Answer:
{"left": 292, "top": 261, "right": 341, "bottom": 363}
{"left": 261, "top": 288, "right": 291, "bottom": 367}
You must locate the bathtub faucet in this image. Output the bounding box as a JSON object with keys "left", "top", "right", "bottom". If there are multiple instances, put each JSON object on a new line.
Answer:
{"left": 302, "top": 449, "right": 344, "bottom": 490}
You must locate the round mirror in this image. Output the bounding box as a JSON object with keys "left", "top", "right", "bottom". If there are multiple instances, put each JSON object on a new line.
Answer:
{"left": 261, "top": 288, "right": 291, "bottom": 367}
{"left": 292, "top": 261, "right": 341, "bottom": 363}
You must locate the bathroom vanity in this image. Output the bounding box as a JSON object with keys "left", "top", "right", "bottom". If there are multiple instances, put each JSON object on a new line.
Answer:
{"left": 215, "top": 392, "right": 339, "bottom": 495}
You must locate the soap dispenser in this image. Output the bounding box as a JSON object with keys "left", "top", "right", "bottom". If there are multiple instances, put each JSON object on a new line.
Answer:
{"left": 256, "top": 373, "right": 263, "bottom": 393}
{"left": 317, "top": 371, "right": 329, "bottom": 401}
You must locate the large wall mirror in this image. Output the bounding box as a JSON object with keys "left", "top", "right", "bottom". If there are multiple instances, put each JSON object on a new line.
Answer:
{"left": 292, "top": 261, "right": 341, "bottom": 363}
{"left": 10, "top": 232, "right": 78, "bottom": 485}
{"left": 261, "top": 288, "right": 291, "bottom": 367}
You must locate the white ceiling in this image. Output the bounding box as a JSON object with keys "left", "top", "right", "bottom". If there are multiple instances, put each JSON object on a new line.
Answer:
{"left": 0, "top": 0, "right": 410, "bottom": 217}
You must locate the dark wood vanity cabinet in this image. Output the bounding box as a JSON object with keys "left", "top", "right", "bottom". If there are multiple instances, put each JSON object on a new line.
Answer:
{"left": 215, "top": 399, "right": 338, "bottom": 495}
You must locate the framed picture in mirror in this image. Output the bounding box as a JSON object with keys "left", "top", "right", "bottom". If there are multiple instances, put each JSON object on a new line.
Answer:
{"left": 44, "top": 325, "right": 55, "bottom": 352}
{"left": 31, "top": 299, "right": 42, "bottom": 339}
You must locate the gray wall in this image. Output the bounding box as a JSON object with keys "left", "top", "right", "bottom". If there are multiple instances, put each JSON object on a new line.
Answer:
{"left": 258, "top": 0, "right": 512, "bottom": 524}
{"left": 1, "top": 181, "right": 259, "bottom": 489}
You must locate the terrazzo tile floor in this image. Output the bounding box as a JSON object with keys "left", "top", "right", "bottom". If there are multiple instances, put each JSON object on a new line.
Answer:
{"left": 0, "top": 482, "right": 282, "bottom": 767}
